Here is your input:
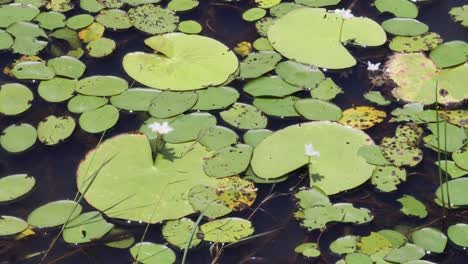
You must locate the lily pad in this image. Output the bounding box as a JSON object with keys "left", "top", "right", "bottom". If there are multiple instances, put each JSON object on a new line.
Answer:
{"left": 251, "top": 122, "right": 375, "bottom": 194}
{"left": 330, "top": 235, "right": 358, "bottom": 254}
{"left": 128, "top": 4, "right": 178, "bottom": 34}
{"left": 295, "top": 0, "right": 340, "bottom": 7}
{"left": 358, "top": 145, "right": 390, "bottom": 166}
{"left": 130, "top": 242, "right": 176, "bottom": 264}
{"left": 178, "top": 20, "right": 201, "bottom": 34}
{"left": 411, "top": 227, "right": 447, "bottom": 253}
{"left": 46, "top": 0, "right": 74, "bottom": 12}
{"left": 294, "top": 99, "right": 342, "bottom": 121}
{"left": 167, "top": 0, "right": 199, "bottom": 12}
{"left": 255, "top": 0, "right": 281, "bottom": 8}
{"left": 67, "top": 95, "right": 108, "bottom": 113}
{"left": 244, "top": 76, "right": 301, "bottom": 97}
{"left": 435, "top": 178, "right": 468, "bottom": 207}
{"left": 86, "top": 37, "right": 116, "bottom": 58}
{"left": 11, "top": 61, "right": 55, "bottom": 80}
{"left": 435, "top": 160, "right": 468, "bottom": 179}
{"left": 346, "top": 253, "right": 372, "bottom": 264}
{"left": 77, "top": 134, "right": 220, "bottom": 223}
{"left": 453, "top": 147, "right": 468, "bottom": 170}
{"left": 364, "top": 91, "right": 391, "bottom": 106}
{"left": 34, "top": 11, "right": 65, "bottom": 30}
{"left": 378, "top": 229, "right": 407, "bottom": 248}
{"left": 381, "top": 18, "right": 428, "bottom": 36}
{"left": 38, "top": 77, "right": 76, "bottom": 102}
{"left": 0, "top": 216, "right": 28, "bottom": 237}
{"left": 0, "top": 174, "right": 35, "bottom": 203}
{"left": 429, "top": 41, "right": 468, "bottom": 68}
{"left": 268, "top": 8, "right": 386, "bottom": 69}
{"left": 397, "top": 195, "right": 427, "bottom": 218}
{"left": 197, "top": 126, "right": 239, "bottom": 151}
{"left": 192, "top": 86, "right": 239, "bottom": 111}
{"left": 384, "top": 243, "right": 425, "bottom": 263}
{"left": 188, "top": 185, "right": 231, "bottom": 218}
{"left": 216, "top": 176, "right": 257, "bottom": 211}
{"left": 424, "top": 122, "right": 466, "bottom": 153}
{"left": 66, "top": 14, "right": 94, "bottom": 30}
{"left": 338, "top": 106, "right": 386, "bottom": 130}
{"left": 239, "top": 51, "right": 282, "bottom": 79}
{"left": 123, "top": 34, "right": 238, "bottom": 91}
{"left": 447, "top": 223, "right": 468, "bottom": 247}
{"left": 275, "top": 60, "right": 325, "bottom": 88}
{"left": 162, "top": 218, "right": 201, "bottom": 248}
{"left": 310, "top": 78, "right": 343, "bottom": 101}
{"left": 62, "top": 211, "right": 113, "bottom": 244}
{"left": 295, "top": 243, "right": 320, "bottom": 257}
{"left": 0, "top": 30, "right": 13, "bottom": 50}
{"left": 96, "top": 9, "right": 132, "bottom": 30}
{"left": 78, "top": 22, "right": 105, "bottom": 43}
{"left": 389, "top": 32, "right": 442, "bottom": 52}
{"left": 37, "top": 115, "right": 75, "bottom": 145}
{"left": 0, "top": 4, "right": 40, "bottom": 28}
{"left": 76, "top": 75, "right": 128, "bottom": 96}
{"left": 252, "top": 37, "right": 274, "bottom": 51}
{"left": 163, "top": 113, "right": 216, "bottom": 143}
{"left": 110, "top": 88, "right": 160, "bottom": 112}
{"left": 203, "top": 144, "right": 253, "bottom": 178}
{"left": 79, "top": 105, "right": 119, "bottom": 133}
{"left": 149, "top": 91, "right": 197, "bottom": 118}
{"left": 0, "top": 124, "right": 37, "bottom": 153}
{"left": 79, "top": 0, "right": 104, "bottom": 13}
{"left": 449, "top": 5, "right": 468, "bottom": 27}
{"left": 28, "top": 200, "right": 81, "bottom": 228}
{"left": 47, "top": 56, "right": 86, "bottom": 79}
{"left": 253, "top": 96, "right": 300, "bottom": 117}
{"left": 0, "top": 83, "right": 33, "bottom": 116}
{"left": 200, "top": 217, "right": 254, "bottom": 243}
{"left": 371, "top": 165, "right": 406, "bottom": 192}
{"left": 243, "top": 7, "right": 266, "bottom": 21}
{"left": 243, "top": 129, "right": 272, "bottom": 147}
{"left": 220, "top": 103, "right": 268, "bottom": 130}
{"left": 374, "top": 0, "right": 418, "bottom": 18}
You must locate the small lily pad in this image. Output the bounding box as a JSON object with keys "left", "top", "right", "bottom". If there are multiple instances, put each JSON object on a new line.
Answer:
{"left": 0, "top": 124, "right": 37, "bottom": 153}
{"left": 178, "top": 20, "right": 201, "bottom": 34}
{"left": 37, "top": 115, "right": 75, "bottom": 145}
{"left": 429, "top": 41, "right": 468, "bottom": 68}
{"left": 76, "top": 76, "right": 128, "bottom": 96}
{"left": 449, "top": 5, "right": 468, "bottom": 27}
{"left": 66, "top": 14, "right": 94, "bottom": 30}
{"left": 198, "top": 126, "right": 239, "bottom": 151}
{"left": 275, "top": 60, "right": 325, "bottom": 88}
{"left": 435, "top": 178, "right": 468, "bottom": 207}
{"left": 384, "top": 243, "right": 425, "bottom": 263}
{"left": 294, "top": 99, "right": 342, "bottom": 121}
{"left": 397, "top": 195, "right": 427, "bottom": 218}
{"left": 382, "top": 18, "right": 428, "bottom": 36}
{"left": 0, "top": 174, "right": 35, "bottom": 203}
{"left": 374, "top": 0, "right": 418, "bottom": 18}
{"left": 252, "top": 37, "right": 274, "bottom": 51}
{"left": 200, "top": 217, "right": 254, "bottom": 243}
{"left": 96, "top": 9, "right": 132, "bottom": 30}
{"left": 167, "top": 0, "right": 199, "bottom": 12}
{"left": 389, "top": 32, "right": 442, "bottom": 52}
{"left": 79, "top": 0, "right": 104, "bottom": 13}
{"left": 239, "top": 51, "right": 282, "bottom": 79}
{"left": 67, "top": 95, "right": 108, "bottom": 113}
{"left": 162, "top": 218, "right": 201, "bottom": 249}
{"left": 447, "top": 223, "right": 468, "bottom": 247}
{"left": 38, "top": 77, "right": 76, "bottom": 102}
{"left": 220, "top": 103, "right": 268, "bottom": 130}
{"left": 47, "top": 56, "right": 86, "bottom": 79}
{"left": 310, "top": 78, "right": 343, "bottom": 101}
{"left": 0, "top": 83, "right": 33, "bottom": 116}
{"left": 371, "top": 165, "right": 406, "bottom": 192}
{"left": 192, "top": 86, "right": 239, "bottom": 111}
{"left": 203, "top": 144, "right": 253, "bottom": 178}
{"left": 149, "top": 91, "right": 198, "bottom": 118}
{"left": 110, "top": 88, "right": 160, "bottom": 112}
{"left": 411, "top": 227, "right": 447, "bottom": 253}
{"left": 34, "top": 11, "right": 65, "bottom": 30}
{"left": 128, "top": 4, "right": 178, "bottom": 35}
{"left": 338, "top": 106, "right": 386, "bottom": 130}
{"left": 11, "top": 61, "right": 55, "bottom": 80}
{"left": 435, "top": 160, "right": 468, "bottom": 179}
{"left": 244, "top": 76, "right": 301, "bottom": 97}
{"left": 188, "top": 185, "right": 231, "bottom": 218}
{"left": 86, "top": 37, "right": 116, "bottom": 58}
{"left": 242, "top": 8, "right": 266, "bottom": 22}
{"left": 0, "top": 216, "right": 28, "bottom": 237}
{"left": 345, "top": 253, "right": 372, "bottom": 264}
{"left": 424, "top": 121, "right": 466, "bottom": 153}
{"left": 130, "top": 242, "right": 176, "bottom": 264}
{"left": 62, "top": 211, "right": 113, "bottom": 244}
{"left": 79, "top": 105, "right": 119, "bottom": 133}
{"left": 295, "top": 243, "right": 320, "bottom": 258}
{"left": 27, "top": 200, "right": 82, "bottom": 228}
{"left": 253, "top": 96, "right": 300, "bottom": 117}
{"left": 364, "top": 91, "right": 391, "bottom": 106}
{"left": 330, "top": 235, "right": 358, "bottom": 254}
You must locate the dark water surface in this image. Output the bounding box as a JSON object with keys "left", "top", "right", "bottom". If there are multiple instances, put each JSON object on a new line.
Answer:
{"left": 1, "top": 0, "right": 467, "bottom": 263}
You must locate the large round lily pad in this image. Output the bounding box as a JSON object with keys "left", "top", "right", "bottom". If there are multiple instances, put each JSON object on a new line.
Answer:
{"left": 0, "top": 83, "right": 33, "bottom": 116}
{"left": 251, "top": 121, "right": 375, "bottom": 194}
{"left": 123, "top": 33, "right": 238, "bottom": 90}
{"left": 267, "top": 8, "right": 386, "bottom": 69}
{"left": 0, "top": 174, "right": 35, "bottom": 203}
{"left": 77, "top": 134, "right": 220, "bottom": 223}
{"left": 0, "top": 123, "right": 37, "bottom": 153}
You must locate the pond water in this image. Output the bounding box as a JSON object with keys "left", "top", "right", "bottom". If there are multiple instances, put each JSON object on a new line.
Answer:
{"left": 0, "top": 0, "right": 467, "bottom": 263}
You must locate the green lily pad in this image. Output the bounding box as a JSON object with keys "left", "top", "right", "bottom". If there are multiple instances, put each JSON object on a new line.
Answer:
{"left": 128, "top": 4, "right": 178, "bottom": 34}
{"left": 123, "top": 34, "right": 238, "bottom": 91}
{"left": 239, "top": 51, "right": 282, "bottom": 79}
{"left": 192, "top": 86, "right": 239, "bottom": 111}
{"left": 364, "top": 91, "right": 391, "bottom": 106}
{"left": 96, "top": 9, "right": 132, "bottom": 30}
{"left": 330, "top": 235, "right": 358, "bottom": 254}
{"left": 252, "top": 37, "right": 274, "bottom": 51}
{"left": 270, "top": 3, "right": 303, "bottom": 17}
{"left": 0, "top": 4, "right": 40, "bottom": 28}
{"left": 0, "top": 216, "right": 28, "bottom": 237}
{"left": 220, "top": 103, "right": 268, "bottom": 130}
{"left": 66, "top": 14, "right": 94, "bottom": 30}
{"left": 0, "top": 83, "right": 33, "bottom": 116}
{"left": 243, "top": 129, "right": 272, "bottom": 147}
{"left": 449, "top": 5, "right": 468, "bottom": 27}
{"left": 198, "top": 126, "right": 239, "bottom": 151}
{"left": 162, "top": 218, "right": 201, "bottom": 248}
{"left": 253, "top": 96, "right": 300, "bottom": 117}
{"left": 46, "top": 0, "right": 74, "bottom": 12}
{"left": 7, "top": 21, "right": 46, "bottom": 38}
{"left": 78, "top": 22, "right": 105, "bottom": 43}
{"left": 255, "top": 17, "right": 275, "bottom": 37}
{"left": 294, "top": 99, "right": 342, "bottom": 121}
{"left": 79, "top": 0, "right": 104, "bottom": 13}
{"left": 162, "top": 113, "right": 216, "bottom": 143}
{"left": 79, "top": 105, "right": 119, "bottom": 133}
{"left": 377, "top": 229, "right": 407, "bottom": 248}
{"left": 242, "top": 7, "right": 266, "bottom": 22}
{"left": 389, "top": 32, "right": 442, "bottom": 52}
{"left": 447, "top": 223, "right": 468, "bottom": 247}
{"left": 429, "top": 41, "right": 468, "bottom": 68}
{"left": 453, "top": 147, "right": 468, "bottom": 170}
{"left": 38, "top": 77, "right": 76, "bottom": 102}
{"left": 86, "top": 37, "right": 116, "bottom": 58}
{"left": 295, "top": 0, "right": 340, "bottom": 7}
{"left": 0, "top": 124, "right": 37, "bottom": 153}
{"left": 251, "top": 122, "right": 375, "bottom": 194}
{"left": 63, "top": 211, "right": 113, "bottom": 244}
{"left": 130, "top": 242, "right": 176, "bottom": 264}
{"left": 0, "top": 30, "right": 13, "bottom": 50}
{"left": 67, "top": 95, "right": 108, "bottom": 113}
{"left": 275, "top": 60, "right": 325, "bottom": 88}
{"left": 77, "top": 134, "right": 220, "bottom": 223}
{"left": 374, "top": 0, "right": 418, "bottom": 18}
{"left": 76, "top": 76, "right": 128, "bottom": 96}
{"left": 47, "top": 56, "right": 86, "bottom": 79}
{"left": 104, "top": 228, "right": 135, "bottom": 249}
{"left": 397, "top": 195, "right": 427, "bottom": 218}
{"left": 301, "top": 203, "right": 372, "bottom": 230}
{"left": 188, "top": 185, "right": 231, "bottom": 218}
{"left": 310, "top": 78, "right": 343, "bottom": 100}
{"left": 34, "top": 11, "right": 65, "bottom": 30}
{"left": 358, "top": 145, "right": 390, "bottom": 166}
{"left": 37, "top": 115, "right": 75, "bottom": 145}
{"left": 295, "top": 187, "right": 330, "bottom": 209}
{"left": 384, "top": 243, "right": 425, "bottom": 263}
{"left": 411, "top": 227, "right": 447, "bottom": 253}
{"left": 381, "top": 18, "right": 428, "bottom": 36}
{"left": 15, "top": 0, "right": 46, "bottom": 7}
{"left": 0, "top": 174, "right": 35, "bottom": 203}
{"left": 124, "top": 0, "right": 161, "bottom": 6}
{"left": 424, "top": 122, "right": 466, "bottom": 153}
{"left": 27, "top": 200, "right": 82, "bottom": 228}
{"left": 11, "top": 36, "right": 48, "bottom": 56}
{"left": 295, "top": 243, "right": 320, "bottom": 257}
{"left": 435, "top": 178, "right": 468, "bottom": 207}
{"left": 244, "top": 76, "right": 302, "bottom": 97}
{"left": 371, "top": 165, "right": 406, "bottom": 192}
{"left": 149, "top": 91, "right": 197, "bottom": 118}
{"left": 203, "top": 144, "right": 253, "bottom": 178}
{"left": 346, "top": 253, "right": 372, "bottom": 264}
{"left": 11, "top": 61, "right": 55, "bottom": 80}
{"left": 110, "top": 88, "right": 160, "bottom": 112}
{"left": 167, "top": 0, "right": 199, "bottom": 12}
{"left": 268, "top": 8, "right": 386, "bottom": 69}
{"left": 200, "top": 217, "right": 254, "bottom": 243}
{"left": 178, "top": 20, "right": 201, "bottom": 34}
{"left": 435, "top": 160, "right": 468, "bottom": 179}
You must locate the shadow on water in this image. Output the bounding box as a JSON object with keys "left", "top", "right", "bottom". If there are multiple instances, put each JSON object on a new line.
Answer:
{"left": 0, "top": 0, "right": 467, "bottom": 263}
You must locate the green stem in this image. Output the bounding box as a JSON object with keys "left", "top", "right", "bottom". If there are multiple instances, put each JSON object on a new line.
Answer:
{"left": 434, "top": 80, "right": 447, "bottom": 216}
{"left": 182, "top": 213, "right": 204, "bottom": 264}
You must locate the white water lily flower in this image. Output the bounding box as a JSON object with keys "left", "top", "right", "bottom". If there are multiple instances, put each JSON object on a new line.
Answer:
{"left": 367, "top": 61, "right": 381, "bottom": 71}
{"left": 148, "top": 121, "right": 173, "bottom": 135}
{"left": 305, "top": 144, "right": 320, "bottom": 158}
{"left": 333, "top": 9, "right": 354, "bottom": 19}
